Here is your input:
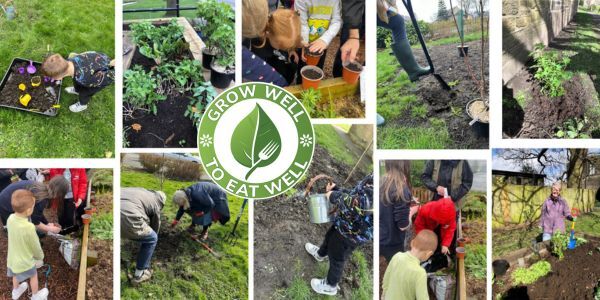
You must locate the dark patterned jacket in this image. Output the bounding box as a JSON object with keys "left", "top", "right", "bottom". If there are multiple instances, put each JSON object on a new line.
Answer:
{"left": 70, "top": 52, "right": 115, "bottom": 88}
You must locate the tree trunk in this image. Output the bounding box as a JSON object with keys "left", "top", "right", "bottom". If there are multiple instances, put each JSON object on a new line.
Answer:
{"left": 566, "top": 149, "right": 588, "bottom": 188}
{"left": 165, "top": 0, "right": 178, "bottom": 17}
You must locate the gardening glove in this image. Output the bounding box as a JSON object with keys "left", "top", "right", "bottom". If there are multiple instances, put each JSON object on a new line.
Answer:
{"left": 171, "top": 220, "right": 178, "bottom": 228}
{"left": 35, "top": 260, "right": 43, "bottom": 268}
{"left": 566, "top": 216, "right": 574, "bottom": 221}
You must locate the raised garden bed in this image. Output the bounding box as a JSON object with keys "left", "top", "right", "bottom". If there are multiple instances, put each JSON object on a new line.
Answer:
{"left": 494, "top": 236, "right": 600, "bottom": 299}
{"left": 0, "top": 58, "right": 61, "bottom": 116}
{"left": 123, "top": 17, "right": 214, "bottom": 148}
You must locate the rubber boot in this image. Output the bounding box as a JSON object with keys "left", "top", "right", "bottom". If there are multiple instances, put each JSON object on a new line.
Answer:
{"left": 391, "top": 39, "right": 430, "bottom": 82}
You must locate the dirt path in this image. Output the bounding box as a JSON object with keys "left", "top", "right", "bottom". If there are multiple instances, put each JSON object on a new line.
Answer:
{"left": 254, "top": 145, "right": 372, "bottom": 299}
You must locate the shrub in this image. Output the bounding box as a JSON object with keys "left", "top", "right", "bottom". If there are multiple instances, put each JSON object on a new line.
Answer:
{"left": 139, "top": 153, "right": 202, "bottom": 181}
{"left": 124, "top": 66, "right": 166, "bottom": 115}
{"left": 512, "top": 261, "right": 551, "bottom": 285}
{"left": 130, "top": 19, "right": 186, "bottom": 64}
{"left": 300, "top": 88, "right": 322, "bottom": 117}
{"left": 212, "top": 24, "right": 235, "bottom": 68}
{"left": 555, "top": 117, "right": 590, "bottom": 139}
{"left": 157, "top": 59, "right": 205, "bottom": 92}
{"left": 377, "top": 27, "right": 392, "bottom": 48}
{"left": 406, "top": 20, "right": 431, "bottom": 45}
{"left": 530, "top": 43, "right": 573, "bottom": 98}
{"left": 197, "top": 0, "right": 234, "bottom": 52}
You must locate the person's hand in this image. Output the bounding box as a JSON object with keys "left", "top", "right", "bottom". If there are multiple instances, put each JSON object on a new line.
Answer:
{"left": 109, "top": 59, "right": 115, "bottom": 67}
{"left": 48, "top": 225, "right": 61, "bottom": 234}
{"left": 566, "top": 215, "right": 574, "bottom": 221}
{"left": 326, "top": 182, "right": 337, "bottom": 192}
{"left": 340, "top": 38, "right": 360, "bottom": 63}
{"left": 436, "top": 186, "right": 446, "bottom": 196}
{"left": 170, "top": 220, "right": 178, "bottom": 228}
{"left": 308, "top": 39, "right": 327, "bottom": 55}
{"left": 40, "top": 169, "right": 50, "bottom": 175}
{"left": 75, "top": 198, "right": 83, "bottom": 208}
{"left": 301, "top": 47, "right": 307, "bottom": 62}
{"left": 441, "top": 246, "right": 449, "bottom": 255}
{"left": 35, "top": 260, "right": 44, "bottom": 268}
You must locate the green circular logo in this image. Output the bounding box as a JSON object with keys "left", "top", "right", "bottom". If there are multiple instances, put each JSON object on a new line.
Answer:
{"left": 198, "top": 83, "right": 315, "bottom": 199}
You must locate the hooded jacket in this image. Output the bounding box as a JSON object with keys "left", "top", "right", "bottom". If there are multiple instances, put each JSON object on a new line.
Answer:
{"left": 49, "top": 169, "right": 87, "bottom": 202}
{"left": 175, "top": 182, "right": 231, "bottom": 225}
{"left": 121, "top": 187, "right": 165, "bottom": 240}
{"left": 540, "top": 195, "right": 571, "bottom": 234}
{"left": 414, "top": 198, "right": 456, "bottom": 247}
{"left": 421, "top": 160, "right": 473, "bottom": 203}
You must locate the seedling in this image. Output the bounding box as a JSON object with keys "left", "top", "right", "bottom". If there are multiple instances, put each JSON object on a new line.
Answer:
{"left": 555, "top": 117, "right": 590, "bottom": 139}
{"left": 530, "top": 43, "right": 573, "bottom": 98}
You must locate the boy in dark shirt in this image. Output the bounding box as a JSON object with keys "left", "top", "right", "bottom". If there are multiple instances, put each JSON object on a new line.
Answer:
{"left": 41, "top": 52, "right": 115, "bottom": 112}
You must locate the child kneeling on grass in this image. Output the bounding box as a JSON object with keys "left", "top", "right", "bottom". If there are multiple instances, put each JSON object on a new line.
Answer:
{"left": 41, "top": 52, "right": 115, "bottom": 113}
{"left": 382, "top": 229, "right": 438, "bottom": 300}
{"left": 6, "top": 190, "right": 47, "bottom": 300}
{"left": 304, "top": 175, "right": 373, "bottom": 296}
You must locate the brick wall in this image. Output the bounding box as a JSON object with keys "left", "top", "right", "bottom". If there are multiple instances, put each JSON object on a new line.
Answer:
{"left": 502, "top": 0, "right": 579, "bottom": 83}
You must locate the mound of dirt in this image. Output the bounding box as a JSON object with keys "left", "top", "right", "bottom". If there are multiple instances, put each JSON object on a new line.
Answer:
{"left": 387, "top": 40, "right": 489, "bottom": 149}
{"left": 254, "top": 144, "right": 372, "bottom": 299}
{"left": 500, "top": 238, "right": 600, "bottom": 299}
{"left": 504, "top": 69, "right": 598, "bottom": 138}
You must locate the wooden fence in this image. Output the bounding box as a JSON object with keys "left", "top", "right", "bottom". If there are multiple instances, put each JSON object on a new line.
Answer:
{"left": 492, "top": 182, "right": 596, "bottom": 227}
{"left": 429, "top": 17, "right": 487, "bottom": 40}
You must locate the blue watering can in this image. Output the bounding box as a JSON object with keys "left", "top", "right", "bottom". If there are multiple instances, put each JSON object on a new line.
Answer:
{"left": 1, "top": 4, "right": 15, "bottom": 20}
{"left": 567, "top": 208, "right": 580, "bottom": 249}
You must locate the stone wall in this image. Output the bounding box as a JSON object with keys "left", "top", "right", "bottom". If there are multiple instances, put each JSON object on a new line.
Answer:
{"left": 502, "top": 0, "right": 579, "bottom": 84}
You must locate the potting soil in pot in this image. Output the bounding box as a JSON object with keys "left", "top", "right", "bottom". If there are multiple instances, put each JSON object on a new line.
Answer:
{"left": 468, "top": 100, "right": 489, "bottom": 123}
{"left": 0, "top": 63, "right": 59, "bottom": 113}
{"left": 345, "top": 62, "right": 363, "bottom": 72}
{"left": 302, "top": 69, "right": 322, "bottom": 80}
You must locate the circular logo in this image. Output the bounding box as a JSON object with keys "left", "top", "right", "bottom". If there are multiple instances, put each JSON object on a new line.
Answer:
{"left": 198, "top": 83, "right": 315, "bottom": 199}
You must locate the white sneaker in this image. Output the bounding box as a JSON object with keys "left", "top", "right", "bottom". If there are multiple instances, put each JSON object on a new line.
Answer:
{"left": 69, "top": 102, "right": 88, "bottom": 113}
{"left": 31, "top": 288, "right": 49, "bottom": 300}
{"left": 305, "top": 242, "right": 327, "bottom": 262}
{"left": 132, "top": 269, "right": 153, "bottom": 286}
{"left": 65, "top": 87, "right": 79, "bottom": 95}
{"left": 12, "top": 282, "right": 28, "bottom": 300}
{"left": 310, "top": 278, "right": 339, "bottom": 296}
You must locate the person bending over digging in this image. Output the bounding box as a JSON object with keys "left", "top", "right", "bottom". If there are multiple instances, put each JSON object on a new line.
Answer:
{"left": 121, "top": 187, "right": 166, "bottom": 285}
{"left": 6, "top": 190, "right": 48, "bottom": 300}
{"left": 41, "top": 52, "right": 115, "bottom": 113}
{"left": 48, "top": 168, "right": 87, "bottom": 235}
{"left": 382, "top": 229, "right": 438, "bottom": 300}
{"left": 171, "top": 182, "right": 231, "bottom": 241}
{"left": 304, "top": 175, "right": 373, "bottom": 296}
{"left": 540, "top": 182, "right": 574, "bottom": 242}
{"left": 413, "top": 197, "right": 456, "bottom": 272}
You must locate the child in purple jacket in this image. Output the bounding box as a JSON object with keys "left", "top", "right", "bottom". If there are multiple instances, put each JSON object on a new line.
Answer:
{"left": 540, "top": 182, "right": 574, "bottom": 241}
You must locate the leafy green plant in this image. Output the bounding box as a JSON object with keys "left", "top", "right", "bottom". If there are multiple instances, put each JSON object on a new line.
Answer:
{"left": 197, "top": 0, "right": 234, "bottom": 53}
{"left": 157, "top": 60, "right": 205, "bottom": 91}
{"left": 465, "top": 244, "right": 486, "bottom": 279}
{"left": 448, "top": 80, "right": 460, "bottom": 87}
{"left": 130, "top": 20, "right": 187, "bottom": 64}
{"left": 530, "top": 43, "right": 573, "bottom": 98}
{"left": 412, "top": 104, "right": 428, "bottom": 119}
{"left": 515, "top": 91, "right": 528, "bottom": 108}
{"left": 212, "top": 24, "right": 235, "bottom": 68}
{"left": 555, "top": 117, "right": 590, "bottom": 139}
{"left": 300, "top": 88, "right": 322, "bottom": 117}
{"left": 511, "top": 260, "right": 551, "bottom": 285}
{"left": 551, "top": 232, "right": 587, "bottom": 259}
{"left": 90, "top": 213, "right": 112, "bottom": 240}
{"left": 185, "top": 81, "right": 217, "bottom": 127}
{"left": 124, "top": 66, "right": 166, "bottom": 115}
{"left": 451, "top": 106, "right": 462, "bottom": 117}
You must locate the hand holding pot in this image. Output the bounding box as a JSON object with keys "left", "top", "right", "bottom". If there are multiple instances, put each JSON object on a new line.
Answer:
{"left": 308, "top": 39, "right": 327, "bottom": 55}
{"left": 326, "top": 182, "right": 336, "bottom": 192}
{"left": 341, "top": 38, "right": 360, "bottom": 63}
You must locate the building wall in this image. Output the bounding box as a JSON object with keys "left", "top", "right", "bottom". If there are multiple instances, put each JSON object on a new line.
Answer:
{"left": 502, "top": 0, "right": 579, "bottom": 83}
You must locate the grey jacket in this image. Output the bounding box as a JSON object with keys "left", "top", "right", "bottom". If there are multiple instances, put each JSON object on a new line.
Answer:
{"left": 121, "top": 187, "right": 165, "bottom": 240}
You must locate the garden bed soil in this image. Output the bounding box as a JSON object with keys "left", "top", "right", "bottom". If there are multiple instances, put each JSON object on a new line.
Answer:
{"left": 385, "top": 40, "right": 489, "bottom": 149}
{"left": 0, "top": 201, "right": 113, "bottom": 299}
{"left": 254, "top": 145, "right": 372, "bottom": 300}
{"left": 0, "top": 62, "right": 60, "bottom": 114}
{"left": 123, "top": 47, "right": 198, "bottom": 148}
{"left": 503, "top": 69, "right": 598, "bottom": 138}
{"left": 494, "top": 237, "right": 600, "bottom": 299}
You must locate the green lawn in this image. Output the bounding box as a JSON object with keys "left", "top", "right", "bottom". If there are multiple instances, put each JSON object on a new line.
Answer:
{"left": 0, "top": 0, "right": 115, "bottom": 158}
{"left": 123, "top": 0, "right": 200, "bottom": 20}
{"left": 121, "top": 170, "right": 248, "bottom": 300}
{"left": 376, "top": 51, "right": 450, "bottom": 149}
{"left": 565, "top": 12, "right": 600, "bottom": 92}
{"left": 424, "top": 31, "right": 487, "bottom": 47}
{"left": 314, "top": 125, "right": 360, "bottom": 167}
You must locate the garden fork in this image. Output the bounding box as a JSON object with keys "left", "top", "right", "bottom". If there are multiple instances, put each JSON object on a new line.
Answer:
{"left": 245, "top": 141, "right": 280, "bottom": 180}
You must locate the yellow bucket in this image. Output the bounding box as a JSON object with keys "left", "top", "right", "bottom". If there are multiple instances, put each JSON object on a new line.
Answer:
{"left": 19, "top": 94, "right": 31, "bottom": 107}
{"left": 18, "top": 83, "right": 26, "bottom": 91}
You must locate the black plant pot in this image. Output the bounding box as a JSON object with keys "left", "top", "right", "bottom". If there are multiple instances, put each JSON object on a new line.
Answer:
{"left": 492, "top": 259, "right": 510, "bottom": 276}
{"left": 471, "top": 120, "right": 489, "bottom": 138}
{"left": 210, "top": 61, "right": 235, "bottom": 89}
{"left": 202, "top": 48, "right": 217, "bottom": 69}
{"left": 458, "top": 45, "right": 469, "bottom": 57}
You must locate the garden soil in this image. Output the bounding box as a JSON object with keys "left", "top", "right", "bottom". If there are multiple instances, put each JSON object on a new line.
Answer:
{"left": 390, "top": 40, "right": 489, "bottom": 149}
{"left": 496, "top": 237, "right": 600, "bottom": 299}
{"left": 123, "top": 48, "right": 197, "bottom": 148}
{"left": 503, "top": 70, "right": 596, "bottom": 138}
{"left": 0, "top": 63, "right": 59, "bottom": 113}
{"left": 0, "top": 192, "right": 113, "bottom": 300}
{"left": 254, "top": 144, "right": 372, "bottom": 299}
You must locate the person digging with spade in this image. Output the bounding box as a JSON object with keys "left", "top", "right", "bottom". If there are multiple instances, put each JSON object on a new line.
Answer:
{"left": 171, "top": 182, "right": 231, "bottom": 241}
{"left": 120, "top": 187, "right": 166, "bottom": 285}
{"left": 304, "top": 175, "right": 373, "bottom": 296}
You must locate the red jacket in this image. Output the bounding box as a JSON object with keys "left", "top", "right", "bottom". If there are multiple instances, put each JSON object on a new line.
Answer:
{"left": 49, "top": 169, "right": 88, "bottom": 201}
{"left": 414, "top": 198, "right": 456, "bottom": 247}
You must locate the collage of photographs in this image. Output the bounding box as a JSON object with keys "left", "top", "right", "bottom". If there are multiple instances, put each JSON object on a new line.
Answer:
{"left": 0, "top": 0, "right": 599, "bottom": 300}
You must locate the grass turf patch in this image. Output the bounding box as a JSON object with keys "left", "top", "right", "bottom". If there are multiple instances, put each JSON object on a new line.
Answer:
{"left": 567, "top": 12, "right": 600, "bottom": 93}
{"left": 0, "top": 0, "right": 115, "bottom": 158}
{"left": 90, "top": 211, "right": 113, "bottom": 240}
{"left": 314, "top": 124, "right": 361, "bottom": 167}
{"left": 120, "top": 171, "right": 248, "bottom": 300}
{"left": 377, "top": 120, "right": 451, "bottom": 149}
{"left": 123, "top": 0, "right": 205, "bottom": 20}
{"left": 424, "top": 31, "right": 487, "bottom": 47}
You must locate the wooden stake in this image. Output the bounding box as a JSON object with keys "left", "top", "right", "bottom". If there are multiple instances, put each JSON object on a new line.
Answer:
{"left": 77, "top": 222, "right": 90, "bottom": 300}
